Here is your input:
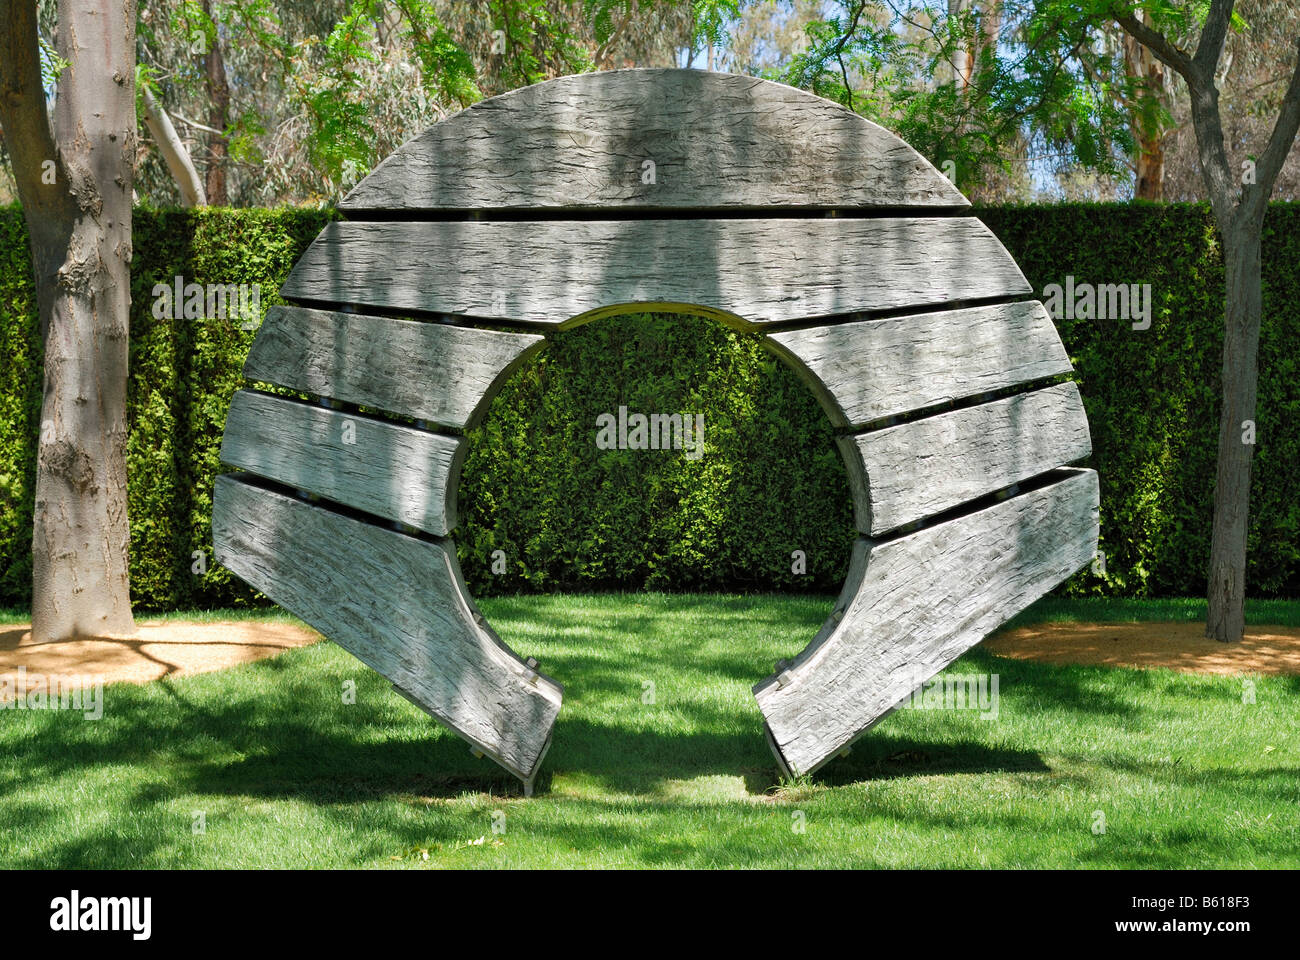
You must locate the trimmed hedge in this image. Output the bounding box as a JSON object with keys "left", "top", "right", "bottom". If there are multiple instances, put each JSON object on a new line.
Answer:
{"left": 0, "top": 203, "right": 1297, "bottom": 609}
{"left": 0, "top": 208, "right": 330, "bottom": 611}
{"left": 980, "top": 204, "right": 1300, "bottom": 598}
{"left": 455, "top": 313, "right": 855, "bottom": 594}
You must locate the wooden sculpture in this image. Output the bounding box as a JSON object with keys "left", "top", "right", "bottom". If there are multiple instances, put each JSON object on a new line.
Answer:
{"left": 213, "top": 68, "right": 1099, "bottom": 792}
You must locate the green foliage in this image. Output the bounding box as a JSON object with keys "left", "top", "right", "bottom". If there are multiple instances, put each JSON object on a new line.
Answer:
{"left": 455, "top": 313, "right": 855, "bottom": 595}
{"left": 0, "top": 203, "right": 1297, "bottom": 610}
{"left": 978, "top": 201, "right": 1300, "bottom": 598}
{"left": 773, "top": 1, "right": 1143, "bottom": 192}
{"left": 0, "top": 206, "right": 332, "bottom": 612}
{"left": 691, "top": 0, "right": 742, "bottom": 48}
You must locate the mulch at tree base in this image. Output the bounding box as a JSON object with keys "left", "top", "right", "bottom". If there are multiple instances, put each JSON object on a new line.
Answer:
{"left": 2, "top": 618, "right": 1296, "bottom": 702}
{"left": 0, "top": 620, "right": 321, "bottom": 700}
{"left": 983, "top": 622, "right": 1300, "bottom": 675}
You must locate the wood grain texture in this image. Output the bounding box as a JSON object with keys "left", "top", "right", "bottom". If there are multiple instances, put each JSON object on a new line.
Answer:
{"left": 280, "top": 218, "right": 1030, "bottom": 326}
{"left": 340, "top": 68, "right": 966, "bottom": 212}
{"left": 244, "top": 305, "right": 545, "bottom": 430}
{"left": 754, "top": 468, "right": 1100, "bottom": 776}
{"left": 212, "top": 474, "right": 562, "bottom": 783}
{"left": 838, "top": 382, "right": 1092, "bottom": 535}
{"left": 220, "top": 390, "right": 465, "bottom": 535}
{"left": 765, "top": 300, "right": 1073, "bottom": 428}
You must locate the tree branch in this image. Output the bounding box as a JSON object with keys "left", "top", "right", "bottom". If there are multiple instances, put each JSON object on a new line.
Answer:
{"left": 140, "top": 84, "right": 206, "bottom": 206}
{"left": 0, "top": 0, "right": 69, "bottom": 220}
{"left": 1246, "top": 36, "right": 1300, "bottom": 220}
{"left": 593, "top": 4, "right": 633, "bottom": 71}
{"left": 1112, "top": 4, "right": 1236, "bottom": 222}
{"left": 1111, "top": 6, "right": 1196, "bottom": 87}
{"left": 835, "top": 1, "right": 867, "bottom": 108}
{"left": 170, "top": 109, "right": 223, "bottom": 136}
{"left": 1192, "top": 0, "right": 1235, "bottom": 79}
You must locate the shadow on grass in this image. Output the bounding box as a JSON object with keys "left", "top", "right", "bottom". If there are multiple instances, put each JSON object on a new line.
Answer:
{"left": 2, "top": 608, "right": 1181, "bottom": 869}
{"left": 2, "top": 655, "right": 1055, "bottom": 802}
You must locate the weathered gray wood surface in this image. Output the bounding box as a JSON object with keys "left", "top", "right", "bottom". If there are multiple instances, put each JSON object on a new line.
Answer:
{"left": 244, "top": 305, "right": 544, "bottom": 429}
{"left": 754, "top": 467, "right": 1100, "bottom": 776}
{"left": 217, "top": 67, "right": 1104, "bottom": 786}
{"left": 765, "top": 300, "right": 1073, "bottom": 428}
{"left": 838, "top": 382, "right": 1092, "bottom": 534}
{"left": 279, "top": 218, "right": 1031, "bottom": 326}
{"left": 340, "top": 69, "right": 966, "bottom": 212}
{"left": 220, "top": 390, "right": 465, "bottom": 536}
{"left": 212, "top": 475, "right": 562, "bottom": 783}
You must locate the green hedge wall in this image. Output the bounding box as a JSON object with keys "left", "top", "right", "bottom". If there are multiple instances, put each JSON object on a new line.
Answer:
{"left": 0, "top": 203, "right": 1297, "bottom": 609}
{"left": 980, "top": 203, "right": 1300, "bottom": 598}
{"left": 0, "top": 208, "right": 331, "bottom": 611}
{"left": 454, "top": 314, "right": 855, "bottom": 594}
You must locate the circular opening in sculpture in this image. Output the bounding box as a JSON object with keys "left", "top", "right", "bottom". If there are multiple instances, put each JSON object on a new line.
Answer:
{"left": 456, "top": 307, "right": 856, "bottom": 665}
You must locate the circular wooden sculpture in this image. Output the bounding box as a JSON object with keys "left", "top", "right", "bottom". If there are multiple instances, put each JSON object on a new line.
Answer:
{"left": 213, "top": 68, "right": 1099, "bottom": 794}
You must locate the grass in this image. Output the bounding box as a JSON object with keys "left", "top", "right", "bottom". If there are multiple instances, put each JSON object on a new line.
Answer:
{"left": 1001, "top": 595, "right": 1300, "bottom": 628}
{"left": 0, "top": 606, "right": 305, "bottom": 626}
{"left": 1, "top": 593, "right": 1297, "bottom": 868}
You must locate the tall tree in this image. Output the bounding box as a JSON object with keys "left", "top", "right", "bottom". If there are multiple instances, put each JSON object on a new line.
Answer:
{"left": 1121, "top": 12, "right": 1170, "bottom": 198}
{"left": 199, "top": 0, "right": 231, "bottom": 205}
{"left": 0, "top": 0, "right": 138, "bottom": 640}
{"left": 1108, "top": 0, "right": 1300, "bottom": 642}
{"left": 1160, "top": 0, "right": 1300, "bottom": 201}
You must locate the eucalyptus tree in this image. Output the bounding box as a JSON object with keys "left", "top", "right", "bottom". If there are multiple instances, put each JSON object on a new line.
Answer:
{"left": 0, "top": 0, "right": 139, "bottom": 641}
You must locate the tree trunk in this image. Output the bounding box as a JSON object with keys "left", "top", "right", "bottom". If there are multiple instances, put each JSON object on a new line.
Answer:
{"left": 949, "top": 0, "right": 972, "bottom": 90}
{"left": 201, "top": 0, "right": 229, "bottom": 205}
{"left": 1111, "top": 2, "right": 1300, "bottom": 646}
{"left": 0, "top": 0, "right": 138, "bottom": 640}
{"left": 1133, "top": 134, "right": 1165, "bottom": 200}
{"left": 1206, "top": 216, "right": 1263, "bottom": 643}
{"left": 1122, "top": 16, "right": 1167, "bottom": 200}
{"left": 977, "top": 2, "right": 1002, "bottom": 72}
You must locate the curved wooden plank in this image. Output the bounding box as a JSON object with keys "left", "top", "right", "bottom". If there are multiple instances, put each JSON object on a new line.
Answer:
{"left": 220, "top": 390, "right": 465, "bottom": 536}
{"left": 244, "top": 305, "right": 545, "bottom": 430}
{"left": 212, "top": 474, "right": 562, "bottom": 785}
{"left": 280, "top": 218, "right": 1030, "bottom": 327}
{"left": 340, "top": 69, "right": 966, "bottom": 213}
{"left": 838, "top": 382, "right": 1092, "bottom": 535}
{"left": 765, "top": 300, "right": 1073, "bottom": 429}
{"left": 754, "top": 468, "right": 1099, "bottom": 777}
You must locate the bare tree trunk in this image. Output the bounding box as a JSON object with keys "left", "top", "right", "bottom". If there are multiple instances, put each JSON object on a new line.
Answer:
{"left": 140, "top": 84, "right": 206, "bottom": 207}
{"left": 949, "top": 0, "right": 972, "bottom": 90}
{"left": 1206, "top": 217, "right": 1263, "bottom": 642}
{"left": 0, "top": 0, "right": 138, "bottom": 640}
{"left": 1133, "top": 134, "right": 1165, "bottom": 199}
{"left": 201, "top": 0, "right": 229, "bottom": 205}
{"left": 1122, "top": 18, "right": 1168, "bottom": 200}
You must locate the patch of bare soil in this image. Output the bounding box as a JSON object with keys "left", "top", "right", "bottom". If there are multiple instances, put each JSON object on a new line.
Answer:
{"left": 982, "top": 621, "right": 1300, "bottom": 675}
{"left": 0, "top": 620, "right": 321, "bottom": 699}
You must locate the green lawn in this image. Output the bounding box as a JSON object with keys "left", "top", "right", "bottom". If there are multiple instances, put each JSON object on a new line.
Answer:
{"left": 1, "top": 593, "right": 1296, "bottom": 868}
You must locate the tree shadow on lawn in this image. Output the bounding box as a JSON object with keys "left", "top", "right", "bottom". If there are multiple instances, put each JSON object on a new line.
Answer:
{"left": 2, "top": 673, "right": 1047, "bottom": 810}
{"left": 3, "top": 637, "right": 1169, "bottom": 810}
{"left": 811, "top": 735, "right": 1051, "bottom": 787}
